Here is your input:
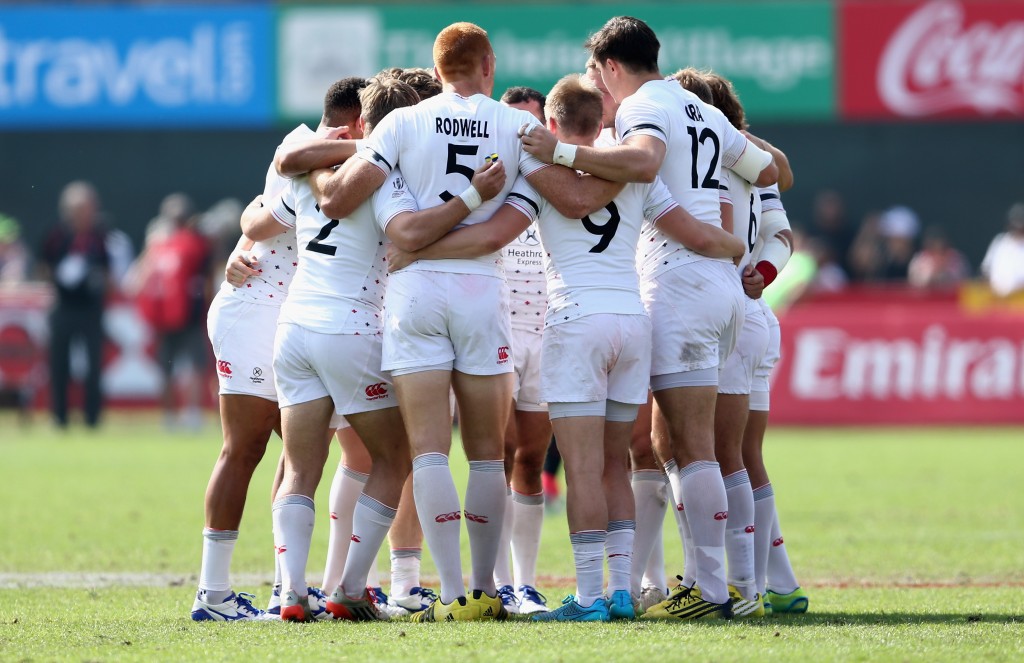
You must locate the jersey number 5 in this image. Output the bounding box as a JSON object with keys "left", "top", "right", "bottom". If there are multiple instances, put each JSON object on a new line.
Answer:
{"left": 582, "top": 202, "right": 621, "bottom": 254}
{"left": 439, "top": 144, "right": 480, "bottom": 203}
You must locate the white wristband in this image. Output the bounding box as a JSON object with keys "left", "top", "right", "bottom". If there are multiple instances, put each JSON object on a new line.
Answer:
{"left": 553, "top": 141, "right": 578, "bottom": 168}
{"left": 458, "top": 185, "right": 482, "bottom": 211}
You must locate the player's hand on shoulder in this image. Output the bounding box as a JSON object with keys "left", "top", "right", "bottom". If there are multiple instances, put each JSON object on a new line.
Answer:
{"left": 471, "top": 158, "right": 506, "bottom": 202}
{"left": 519, "top": 123, "right": 556, "bottom": 163}
{"left": 741, "top": 264, "right": 765, "bottom": 300}
{"left": 385, "top": 243, "right": 416, "bottom": 273}
{"left": 225, "top": 253, "right": 260, "bottom": 288}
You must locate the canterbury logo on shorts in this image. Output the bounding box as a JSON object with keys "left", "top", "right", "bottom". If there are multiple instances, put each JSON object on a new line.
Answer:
{"left": 497, "top": 346, "right": 510, "bottom": 364}
{"left": 364, "top": 382, "right": 389, "bottom": 400}
{"left": 217, "top": 360, "right": 232, "bottom": 377}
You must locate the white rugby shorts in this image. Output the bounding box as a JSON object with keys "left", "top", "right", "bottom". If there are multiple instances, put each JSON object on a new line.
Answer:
{"left": 750, "top": 300, "right": 781, "bottom": 410}
{"left": 382, "top": 270, "right": 514, "bottom": 376}
{"left": 718, "top": 297, "right": 771, "bottom": 395}
{"left": 512, "top": 327, "right": 545, "bottom": 412}
{"left": 273, "top": 323, "right": 396, "bottom": 416}
{"left": 644, "top": 260, "right": 744, "bottom": 377}
{"left": 541, "top": 313, "right": 652, "bottom": 405}
{"left": 207, "top": 290, "right": 280, "bottom": 401}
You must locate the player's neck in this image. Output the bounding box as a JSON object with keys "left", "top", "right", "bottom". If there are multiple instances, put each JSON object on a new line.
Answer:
{"left": 442, "top": 79, "right": 488, "bottom": 99}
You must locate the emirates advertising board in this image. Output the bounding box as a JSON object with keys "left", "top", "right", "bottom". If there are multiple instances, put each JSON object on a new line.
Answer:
{"left": 840, "top": 0, "right": 1024, "bottom": 119}
{"left": 276, "top": 3, "right": 835, "bottom": 123}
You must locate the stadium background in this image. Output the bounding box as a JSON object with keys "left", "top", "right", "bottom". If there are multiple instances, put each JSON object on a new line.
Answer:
{"left": 0, "top": 0, "right": 1023, "bottom": 425}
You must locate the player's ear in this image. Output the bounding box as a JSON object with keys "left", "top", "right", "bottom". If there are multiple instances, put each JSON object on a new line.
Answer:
{"left": 547, "top": 116, "right": 558, "bottom": 134}
{"left": 481, "top": 52, "right": 493, "bottom": 78}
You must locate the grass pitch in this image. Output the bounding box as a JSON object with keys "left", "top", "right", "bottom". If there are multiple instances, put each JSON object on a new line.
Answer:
{"left": 1, "top": 414, "right": 1022, "bottom": 661}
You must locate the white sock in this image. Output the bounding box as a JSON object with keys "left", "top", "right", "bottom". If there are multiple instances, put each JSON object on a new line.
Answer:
{"left": 493, "top": 487, "right": 514, "bottom": 589}
{"left": 368, "top": 553, "right": 380, "bottom": 589}
{"left": 570, "top": 530, "right": 606, "bottom": 608}
{"left": 412, "top": 453, "right": 465, "bottom": 603}
{"left": 272, "top": 495, "right": 316, "bottom": 597}
{"left": 340, "top": 494, "right": 396, "bottom": 596}
{"left": 752, "top": 483, "right": 775, "bottom": 596}
{"left": 390, "top": 548, "right": 422, "bottom": 598}
{"left": 465, "top": 460, "right": 507, "bottom": 594}
{"left": 680, "top": 461, "right": 729, "bottom": 604}
{"left": 723, "top": 470, "right": 757, "bottom": 601}
{"left": 273, "top": 536, "right": 282, "bottom": 589}
{"left": 767, "top": 497, "right": 800, "bottom": 594}
{"left": 511, "top": 491, "right": 544, "bottom": 588}
{"left": 322, "top": 464, "right": 366, "bottom": 594}
{"left": 198, "top": 528, "right": 237, "bottom": 604}
{"left": 665, "top": 460, "right": 696, "bottom": 586}
{"left": 630, "top": 470, "right": 667, "bottom": 596}
{"left": 606, "top": 520, "right": 635, "bottom": 594}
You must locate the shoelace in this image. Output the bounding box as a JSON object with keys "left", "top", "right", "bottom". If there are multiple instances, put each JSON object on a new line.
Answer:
{"left": 665, "top": 584, "right": 695, "bottom": 609}
{"left": 521, "top": 586, "right": 547, "bottom": 604}
{"left": 234, "top": 592, "right": 261, "bottom": 615}
{"left": 497, "top": 586, "right": 520, "bottom": 606}
{"left": 414, "top": 587, "right": 438, "bottom": 602}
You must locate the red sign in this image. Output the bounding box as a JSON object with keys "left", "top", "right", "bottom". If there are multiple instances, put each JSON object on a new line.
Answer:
{"left": 771, "top": 291, "right": 1024, "bottom": 424}
{"left": 840, "top": 1, "right": 1024, "bottom": 119}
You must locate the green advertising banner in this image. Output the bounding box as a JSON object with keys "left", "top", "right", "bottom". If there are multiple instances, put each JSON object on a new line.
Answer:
{"left": 276, "top": 3, "right": 835, "bottom": 124}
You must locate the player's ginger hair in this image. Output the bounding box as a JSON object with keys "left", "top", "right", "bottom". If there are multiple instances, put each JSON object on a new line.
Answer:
{"left": 545, "top": 74, "right": 603, "bottom": 139}
{"left": 432, "top": 22, "right": 493, "bottom": 82}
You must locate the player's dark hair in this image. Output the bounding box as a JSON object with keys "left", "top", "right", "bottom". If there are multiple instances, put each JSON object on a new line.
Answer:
{"left": 501, "top": 86, "right": 546, "bottom": 109}
{"left": 399, "top": 68, "right": 443, "bottom": 101}
{"left": 545, "top": 74, "right": 603, "bottom": 139}
{"left": 584, "top": 16, "right": 659, "bottom": 75}
{"left": 377, "top": 67, "right": 405, "bottom": 81}
{"left": 704, "top": 72, "right": 748, "bottom": 131}
{"left": 672, "top": 68, "right": 713, "bottom": 105}
{"left": 323, "top": 77, "right": 369, "bottom": 127}
{"left": 360, "top": 78, "right": 420, "bottom": 132}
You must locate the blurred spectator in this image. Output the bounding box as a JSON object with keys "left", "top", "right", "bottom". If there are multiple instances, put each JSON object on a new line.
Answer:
{"left": 981, "top": 202, "right": 1024, "bottom": 297}
{"left": 848, "top": 211, "right": 885, "bottom": 281}
{"left": 40, "top": 181, "right": 111, "bottom": 428}
{"left": 129, "top": 194, "right": 212, "bottom": 430}
{"left": 908, "top": 226, "right": 969, "bottom": 289}
{"left": 877, "top": 206, "right": 920, "bottom": 281}
{"left": 0, "top": 213, "right": 30, "bottom": 284}
{"left": 808, "top": 190, "right": 855, "bottom": 278}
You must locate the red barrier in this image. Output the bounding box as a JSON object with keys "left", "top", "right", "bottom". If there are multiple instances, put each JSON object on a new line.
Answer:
{"left": 840, "top": 0, "right": 1024, "bottom": 120}
{"left": 772, "top": 289, "right": 1024, "bottom": 424}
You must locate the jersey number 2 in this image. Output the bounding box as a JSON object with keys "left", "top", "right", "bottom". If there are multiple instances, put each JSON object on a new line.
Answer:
{"left": 307, "top": 205, "right": 340, "bottom": 256}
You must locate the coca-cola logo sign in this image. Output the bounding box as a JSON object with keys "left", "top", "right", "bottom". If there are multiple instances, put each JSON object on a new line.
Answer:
{"left": 841, "top": 0, "right": 1024, "bottom": 118}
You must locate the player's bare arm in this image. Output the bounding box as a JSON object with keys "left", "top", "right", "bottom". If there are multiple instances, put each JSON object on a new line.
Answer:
{"left": 523, "top": 126, "right": 665, "bottom": 184}
{"left": 274, "top": 135, "right": 358, "bottom": 178}
{"left": 525, "top": 165, "right": 624, "bottom": 219}
{"left": 743, "top": 131, "right": 792, "bottom": 192}
{"left": 654, "top": 205, "right": 745, "bottom": 260}
{"left": 317, "top": 157, "right": 387, "bottom": 220}
{"left": 240, "top": 193, "right": 289, "bottom": 242}
{"left": 386, "top": 159, "right": 506, "bottom": 252}
{"left": 387, "top": 203, "right": 531, "bottom": 272}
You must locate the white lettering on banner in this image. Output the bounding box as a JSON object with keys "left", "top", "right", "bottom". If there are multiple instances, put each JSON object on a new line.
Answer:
{"left": 790, "top": 325, "right": 1023, "bottom": 401}
{"left": 0, "top": 24, "right": 252, "bottom": 109}
{"left": 878, "top": 1, "right": 1024, "bottom": 116}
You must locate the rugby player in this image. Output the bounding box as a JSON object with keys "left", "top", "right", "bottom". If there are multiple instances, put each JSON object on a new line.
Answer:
{"left": 523, "top": 16, "right": 778, "bottom": 619}
{"left": 314, "top": 22, "right": 621, "bottom": 622}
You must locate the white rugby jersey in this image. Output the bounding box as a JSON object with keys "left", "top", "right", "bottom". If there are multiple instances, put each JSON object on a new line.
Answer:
{"left": 223, "top": 124, "right": 312, "bottom": 305}
{"left": 618, "top": 80, "right": 770, "bottom": 279}
{"left": 357, "top": 92, "right": 547, "bottom": 277}
{"left": 720, "top": 170, "right": 761, "bottom": 273}
{"left": 271, "top": 169, "right": 416, "bottom": 334}
{"left": 595, "top": 127, "right": 616, "bottom": 148}
{"left": 503, "top": 222, "right": 547, "bottom": 334}
{"left": 505, "top": 175, "right": 676, "bottom": 327}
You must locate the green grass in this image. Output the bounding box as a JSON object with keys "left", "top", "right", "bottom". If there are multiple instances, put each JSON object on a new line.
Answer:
{"left": 1, "top": 415, "right": 1023, "bottom": 661}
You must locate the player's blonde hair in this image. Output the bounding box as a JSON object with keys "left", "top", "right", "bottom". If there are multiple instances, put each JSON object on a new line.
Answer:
{"left": 359, "top": 78, "right": 419, "bottom": 132}
{"left": 545, "top": 74, "right": 603, "bottom": 139}
{"left": 671, "top": 68, "right": 713, "bottom": 105}
{"left": 432, "top": 22, "right": 492, "bottom": 81}
{"left": 704, "top": 72, "right": 748, "bottom": 131}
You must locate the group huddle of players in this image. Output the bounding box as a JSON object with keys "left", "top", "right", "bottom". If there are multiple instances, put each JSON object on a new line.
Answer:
{"left": 190, "top": 15, "right": 808, "bottom": 624}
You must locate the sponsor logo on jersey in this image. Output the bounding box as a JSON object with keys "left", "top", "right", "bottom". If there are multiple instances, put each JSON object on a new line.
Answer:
{"left": 713, "top": 511, "right": 729, "bottom": 521}
{"left": 463, "top": 511, "right": 488, "bottom": 524}
{"left": 745, "top": 525, "right": 756, "bottom": 534}
{"left": 217, "top": 360, "right": 233, "bottom": 377}
{"left": 393, "top": 176, "right": 404, "bottom": 189}
{"left": 364, "top": 382, "right": 388, "bottom": 400}
{"left": 434, "top": 511, "right": 461, "bottom": 523}
{"left": 773, "top": 536, "right": 785, "bottom": 547}
{"left": 249, "top": 366, "right": 264, "bottom": 385}
{"left": 519, "top": 228, "right": 541, "bottom": 246}
{"left": 497, "top": 346, "right": 510, "bottom": 364}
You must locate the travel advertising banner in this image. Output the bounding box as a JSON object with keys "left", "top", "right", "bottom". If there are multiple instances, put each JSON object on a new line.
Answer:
{"left": 840, "top": 0, "right": 1024, "bottom": 119}
{"left": 277, "top": 3, "right": 835, "bottom": 123}
{"left": 0, "top": 6, "right": 274, "bottom": 127}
